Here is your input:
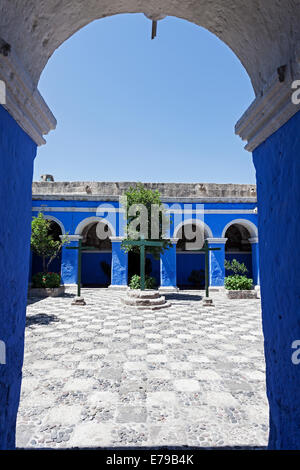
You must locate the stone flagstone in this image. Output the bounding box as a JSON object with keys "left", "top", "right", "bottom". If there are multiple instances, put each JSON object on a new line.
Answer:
{"left": 17, "top": 288, "right": 269, "bottom": 449}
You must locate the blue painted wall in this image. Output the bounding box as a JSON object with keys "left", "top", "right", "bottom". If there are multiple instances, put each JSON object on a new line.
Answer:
{"left": 82, "top": 252, "right": 111, "bottom": 286}
{"left": 160, "top": 243, "right": 177, "bottom": 287}
{"left": 146, "top": 254, "right": 160, "bottom": 286}
{"left": 31, "top": 200, "right": 259, "bottom": 288}
{"left": 111, "top": 241, "right": 128, "bottom": 286}
{"left": 31, "top": 200, "right": 258, "bottom": 241}
{"left": 177, "top": 253, "right": 205, "bottom": 288}
{"left": 0, "top": 106, "right": 37, "bottom": 449}
{"left": 253, "top": 109, "right": 300, "bottom": 450}
{"left": 61, "top": 240, "right": 80, "bottom": 285}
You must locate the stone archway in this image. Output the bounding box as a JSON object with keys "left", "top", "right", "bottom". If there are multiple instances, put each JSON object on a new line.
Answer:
{"left": 225, "top": 223, "right": 253, "bottom": 277}
{"left": 81, "top": 221, "right": 113, "bottom": 287}
{"left": 174, "top": 220, "right": 212, "bottom": 289}
{"left": 223, "top": 220, "right": 259, "bottom": 286}
{"left": 30, "top": 217, "right": 64, "bottom": 281}
{"left": 1, "top": 0, "right": 300, "bottom": 450}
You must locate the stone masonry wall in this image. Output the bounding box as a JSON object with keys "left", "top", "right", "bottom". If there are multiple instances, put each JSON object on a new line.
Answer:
{"left": 32, "top": 181, "right": 257, "bottom": 201}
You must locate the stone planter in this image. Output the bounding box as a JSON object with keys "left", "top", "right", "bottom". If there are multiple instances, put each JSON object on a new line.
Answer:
{"left": 122, "top": 289, "right": 171, "bottom": 310}
{"left": 226, "top": 289, "right": 258, "bottom": 299}
{"left": 28, "top": 286, "right": 65, "bottom": 298}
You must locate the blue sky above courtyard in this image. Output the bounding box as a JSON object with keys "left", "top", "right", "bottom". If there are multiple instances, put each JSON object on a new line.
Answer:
{"left": 35, "top": 14, "right": 256, "bottom": 184}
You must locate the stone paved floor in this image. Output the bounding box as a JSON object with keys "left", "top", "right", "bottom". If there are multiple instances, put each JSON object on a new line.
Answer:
{"left": 16, "top": 288, "right": 269, "bottom": 449}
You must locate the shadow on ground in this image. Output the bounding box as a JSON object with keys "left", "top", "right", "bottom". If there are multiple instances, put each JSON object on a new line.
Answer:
{"left": 165, "top": 293, "right": 203, "bottom": 302}
{"left": 27, "top": 292, "right": 76, "bottom": 306}
{"left": 26, "top": 313, "right": 60, "bottom": 327}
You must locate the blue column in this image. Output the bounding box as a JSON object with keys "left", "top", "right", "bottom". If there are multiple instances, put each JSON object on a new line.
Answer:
{"left": 110, "top": 237, "right": 128, "bottom": 288}
{"left": 0, "top": 106, "right": 37, "bottom": 449}
{"left": 249, "top": 237, "right": 260, "bottom": 285}
{"left": 28, "top": 250, "right": 33, "bottom": 285}
{"left": 253, "top": 110, "right": 300, "bottom": 449}
{"left": 207, "top": 238, "right": 227, "bottom": 287}
{"left": 160, "top": 239, "right": 178, "bottom": 291}
{"left": 60, "top": 235, "right": 82, "bottom": 285}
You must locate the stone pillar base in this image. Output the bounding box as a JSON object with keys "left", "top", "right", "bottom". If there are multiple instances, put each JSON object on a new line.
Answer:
{"left": 108, "top": 285, "right": 128, "bottom": 290}
{"left": 209, "top": 286, "right": 225, "bottom": 292}
{"left": 158, "top": 286, "right": 179, "bottom": 293}
{"left": 71, "top": 296, "right": 86, "bottom": 306}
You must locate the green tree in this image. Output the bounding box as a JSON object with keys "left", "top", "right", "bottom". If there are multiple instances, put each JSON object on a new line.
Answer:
{"left": 225, "top": 259, "right": 248, "bottom": 275}
{"left": 31, "top": 213, "right": 69, "bottom": 272}
{"left": 224, "top": 258, "right": 253, "bottom": 291}
{"left": 121, "top": 183, "right": 172, "bottom": 259}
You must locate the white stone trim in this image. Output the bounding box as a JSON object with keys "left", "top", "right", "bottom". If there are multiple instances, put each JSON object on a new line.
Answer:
{"left": 206, "top": 238, "right": 228, "bottom": 244}
{"left": 109, "top": 236, "right": 125, "bottom": 242}
{"left": 167, "top": 209, "right": 257, "bottom": 215}
{"left": 74, "top": 216, "right": 116, "bottom": 237}
{"left": 221, "top": 219, "right": 258, "bottom": 239}
{"left": 108, "top": 285, "right": 128, "bottom": 290}
{"left": 44, "top": 215, "right": 65, "bottom": 235}
{"left": 33, "top": 195, "right": 258, "bottom": 204}
{"left": 158, "top": 286, "right": 179, "bottom": 293}
{"left": 0, "top": 51, "right": 56, "bottom": 146}
{"left": 248, "top": 237, "right": 259, "bottom": 244}
{"left": 60, "top": 235, "right": 82, "bottom": 241}
{"left": 32, "top": 206, "right": 258, "bottom": 215}
{"left": 235, "top": 66, "right": 300, "bottom": 152}
{"left": 173, "top": 218, "right": 213, "bottom": 239}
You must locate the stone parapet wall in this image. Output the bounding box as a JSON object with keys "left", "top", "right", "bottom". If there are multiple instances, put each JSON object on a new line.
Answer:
{"left": 32, "top": 182, "right": 257, "bottom": 202}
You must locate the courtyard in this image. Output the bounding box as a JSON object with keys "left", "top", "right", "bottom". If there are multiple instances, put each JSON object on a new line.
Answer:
{"left": 16, "top": 288, "right": 268, "bottom": 449}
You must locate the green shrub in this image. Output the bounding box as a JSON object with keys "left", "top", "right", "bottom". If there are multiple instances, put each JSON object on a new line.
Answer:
{"left": 129, "top": 274, "right": 157, "bottom": 290}
{"left": 32, "top": 272, "right": 61, "bottom": 289}
{"left": 31, "top": 213, "right": 69, "bottom": 272}
{"left": 225, "top": 259, "right": 248, "bottom": 275}
{"left": 225, "top": 275, "right": 253, "bottom": 291}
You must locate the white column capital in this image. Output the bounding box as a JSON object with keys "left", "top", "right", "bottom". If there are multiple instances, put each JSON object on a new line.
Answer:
{"left": 109, "top": 236, "right": 125, "bottom": 242}
{"left": 206, "top": 238, "right": 228, "bottom": 244}
{"left": 0, "top": 50, "right": 56, "bottom": 146}
{"left": 235, "top": 64, "right": 300, "bottom": 152}
{"left": 249, "top": 237, "right": 259, "bottom": 244}
{"left": 60, "top": 235, "right": 82, "bottom": 242}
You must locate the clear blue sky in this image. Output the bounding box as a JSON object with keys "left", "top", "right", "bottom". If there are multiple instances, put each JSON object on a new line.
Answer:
{"left": 35, "top": 14, "right": 256, "bottom": 184}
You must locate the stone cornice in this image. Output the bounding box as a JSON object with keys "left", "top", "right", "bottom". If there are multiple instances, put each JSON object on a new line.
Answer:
{"left": 206, "top": 238, "right": 228, "bottom": 244}
{"left": 32, "top": 182, "right": 257, "bottom": 200}
{"left": 60, "top": 235, "right": 82, "bottom": 241}
{"left": 109, "top": 236, "right": 125, "bottom": 242}
{"left": 236, "top": 64, "right": 300, "bottom": 152}
{"left": 248, "top": 237, "right": 259, "bottom": 244}
{"left": 0, "top": 50, "right": 56, "bottom": 145}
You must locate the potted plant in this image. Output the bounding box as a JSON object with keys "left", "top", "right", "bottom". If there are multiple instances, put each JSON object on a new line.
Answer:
{"left": 129, "top": 274, "right": 157, "bottom": 290}
{"left": 224, "top": 259, "right": 257, "bottom": 299}
{"left": 29, "top": 213, "right": 69, "bottom": 297}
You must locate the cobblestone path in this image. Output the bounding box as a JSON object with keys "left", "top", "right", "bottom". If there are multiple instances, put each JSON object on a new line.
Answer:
{"left": 16, "top": 288, "right": 269, "bottom": 449}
